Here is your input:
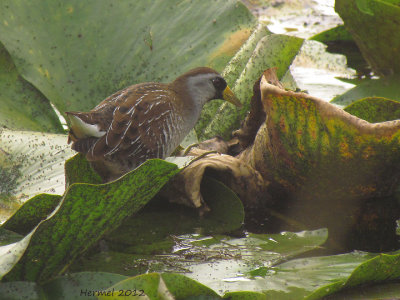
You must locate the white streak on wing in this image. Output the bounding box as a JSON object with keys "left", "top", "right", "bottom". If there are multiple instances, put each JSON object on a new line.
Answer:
{"left": 146, "top": 117, "right": 155, "bottom": 124}
{"left": 154, "top": 139, "right": 159, "bottom": 158}
{"left": 154, "top": 110, "right": 170, "bottom": 121}
{"left": 130, "top": 136, "right": 141, "bottom": 145}
{"left": 145, "top": 99, "right": 162, "bottom": 113}
{"left": 128, "top": 107, "right": 135, "bottom": 115}
{"left": 105, "top": 144, "right": 119, "bottom": 156}
{"left": 69, "top": 115, "right": 105, "bottom": 138}
{"left": 94, "top": 103, "right": 107, "bottom": 110}
{"left": 166, "top": 118, "right": 172, "bottom": 144}
{"left": 128, "top": 141, "right": 144, "bottom": 157}
{"left": 106, "top": 107, "right": 119, "bottom": 146}
{"left": 106, "top": 92, "right": 144, "bottom": 146}
{"left": 140, "top": 109, "right": 168, "bottom": 125}
{"left": 120, "top": 120, "right": 132, "bottom": 141}
{"left": 128, "top": 147, "right": 140, "bottom": 157}
{"left": 92, "top": 90, "right": 127, "bottom": 112}
{"left": 128, "top": 94, "right": 146, "bottom": 115}
{"left": 106, "top": 107, "right": 118, "bottom": 146}
{"left": 105, "top": 120, "right": 132, "bottom": 156}
{"left": 90, "top": 140, "right": 97, "bottom": 158}
{"left": 162, "top": 122, "right": 169, "bottom": 144}
{"left": 113, "top": 91, "right": 126, "bottom": 103}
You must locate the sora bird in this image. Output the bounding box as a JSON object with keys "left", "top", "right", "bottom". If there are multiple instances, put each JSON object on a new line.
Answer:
{"left": 66, "top": 67, "right": 241, "bottom": 181}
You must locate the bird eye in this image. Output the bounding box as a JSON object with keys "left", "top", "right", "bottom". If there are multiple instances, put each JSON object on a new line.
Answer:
{"left": 212, "top": 77, "right": 227, "bottom": 91}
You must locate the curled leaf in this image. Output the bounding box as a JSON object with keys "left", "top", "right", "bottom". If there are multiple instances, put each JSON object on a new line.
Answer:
{"left": 163, "top": 149, "right": 269, "bottom": 214}
{"left": 241, "top": 73, "right": 400, "bottom": 200}
{"left": 236, "top": 70, "right": 400, "bottom": 250}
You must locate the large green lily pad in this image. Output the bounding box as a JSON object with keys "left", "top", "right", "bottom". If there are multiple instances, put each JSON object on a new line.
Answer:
{"left": 335, "top": 0, "right": 400, "bottom": 76}
{"left": 0, "top": 0, "right": 255, "bottom": 115}
{"left": 0, "top": 154, "right": 244, "bottom": 284}
{"left": 1, "top": 159, "right": 179, "bottom": 283}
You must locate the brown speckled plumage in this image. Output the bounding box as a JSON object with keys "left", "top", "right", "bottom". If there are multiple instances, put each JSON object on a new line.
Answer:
{"left": 66, "top": 67, "right": 241, "bottom": 181}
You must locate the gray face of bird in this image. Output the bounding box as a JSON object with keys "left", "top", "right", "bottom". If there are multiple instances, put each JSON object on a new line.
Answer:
{"left": 185, "top": 73, "right": 227, "bottom": 109}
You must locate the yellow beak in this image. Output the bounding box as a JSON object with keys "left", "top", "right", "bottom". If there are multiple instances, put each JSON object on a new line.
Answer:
{"left": 222, "top": 86, "right": 242, "bottom": 108}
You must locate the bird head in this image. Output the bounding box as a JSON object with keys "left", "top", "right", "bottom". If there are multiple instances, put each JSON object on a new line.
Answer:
{"left": 172, "top": 67, "right": 242, "bottom": 108}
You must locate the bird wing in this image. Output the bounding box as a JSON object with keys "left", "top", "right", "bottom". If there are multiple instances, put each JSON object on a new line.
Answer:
{"left": 65, "top": 88, "right": 128, "bottom": 143}
{"left": 86, "top": 86, "right": 176, "bottom": 162}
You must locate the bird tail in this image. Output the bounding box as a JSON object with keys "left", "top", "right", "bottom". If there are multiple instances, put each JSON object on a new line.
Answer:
{"left": 65, "top": 111, "right": 105, "bottom": 143}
